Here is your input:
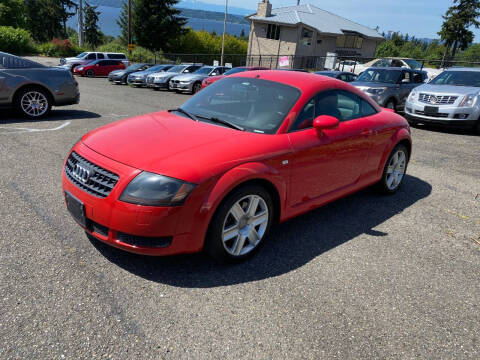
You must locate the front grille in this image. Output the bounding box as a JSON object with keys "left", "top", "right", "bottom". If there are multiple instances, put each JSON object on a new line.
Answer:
{"left": 147, "top": 77, "right": 153, "bottom": 84}
{"left": 65, "top": 152, "right": 119, "bottom": 198}
{"left": 91, "top": 221, "right": 109, "bottom": 237}
{"left": 414, "top": 110, "right": 449, "bottom": 118}
{"left": 117, "top": 232, "right": 172, "bottom": 248}
{"left": 418, "top": 93, "right": 458, "bottom": 105}
{"left": 173, "top": 80, "right": 179, "bottom": 83}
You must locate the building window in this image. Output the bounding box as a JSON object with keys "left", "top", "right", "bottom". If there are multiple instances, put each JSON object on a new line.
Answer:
{"left": 336, "top": 35, "right": 363, "bottom": 49}
{"left": 266, "top": 24, "right": 280, "bottom": 40}
{"left": 301, "top": 27, "right": 313, "bottom": 46}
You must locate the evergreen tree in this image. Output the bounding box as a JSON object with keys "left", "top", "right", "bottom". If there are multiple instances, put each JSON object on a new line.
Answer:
{"left": 439, "top": 0, "right": 480, "bottom": 58}
{"left": 0, "top": 0, "right": 26, "bottom": 28}
{"left": 116, "top": 0, "right": 131, "bottom": 45}
{"left": 240, "top": 28, "right": 246, "bottom": 39}
{"left": 84, "top": 2, "right": 102, "bottom": 47}
{"left": 133, "top": 0, "right": 187, "bottom": 52}
{"left": 60, "top": 0, "right": 77, "bottom": 37}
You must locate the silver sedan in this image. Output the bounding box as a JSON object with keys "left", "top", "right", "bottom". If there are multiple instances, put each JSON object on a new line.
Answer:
{"left": 0, "top": 52, "right": 79, "bottom": 119}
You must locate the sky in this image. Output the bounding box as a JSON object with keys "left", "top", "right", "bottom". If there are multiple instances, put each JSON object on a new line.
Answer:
{"left": 198, "top": 0, "right": 480, "bottom": 40}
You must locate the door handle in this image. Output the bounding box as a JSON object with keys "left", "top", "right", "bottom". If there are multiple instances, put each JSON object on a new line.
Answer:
{"left": 360, "top": 129, "right": 373, "bottom": 136}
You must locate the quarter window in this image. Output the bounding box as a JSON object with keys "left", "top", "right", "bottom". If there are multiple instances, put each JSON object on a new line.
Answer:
{"left": 266, "top": 24, "right": 280, "bottom": 40}
{"left": 97, "top": 53, "right": 104, "bottom": 59}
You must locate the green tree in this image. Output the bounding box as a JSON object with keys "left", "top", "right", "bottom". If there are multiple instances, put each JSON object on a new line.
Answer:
{"left": 133, "top": 0, "right": 187, "bottom": 52}
{"left": 0, "top": 0, "right": 26, "bottom": 28}
{"left": 84, "top": 2, "right": 102, "bottom": 47}
{"left": 116, "top": 0, "right": 131, "bottom": 45}
{"left": 59, "top": 0, "right": 77, "bottom": 37}
{"left": 375, "top": 40, "right": 400, "bottom": 57}
{"left": 439, "top": 0, "right": 480, "bottom": 59}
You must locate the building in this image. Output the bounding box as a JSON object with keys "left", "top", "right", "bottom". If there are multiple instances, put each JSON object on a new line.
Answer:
{"left": 246, "top": 1, "right": 384, "bottom": 69}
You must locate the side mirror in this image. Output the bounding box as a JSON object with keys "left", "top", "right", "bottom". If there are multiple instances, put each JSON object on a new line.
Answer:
{"left": 313, "top": 115, "right": 340, "bottom": 131}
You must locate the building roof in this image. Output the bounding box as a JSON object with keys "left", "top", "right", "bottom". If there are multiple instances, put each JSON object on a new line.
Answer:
{"left": 247, "top": 4, "right": 382, "bottom": 39}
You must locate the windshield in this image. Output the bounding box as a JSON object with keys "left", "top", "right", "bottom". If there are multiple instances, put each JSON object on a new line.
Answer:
{"left": 403, "top": 59, "right": 423, "bottom": 69}
{"left": 168, "top": 65, "right": 187, "bottom": 73}
{"left": 194, "top": 67, "right": 214, "bottom": 75}
{"left": 224, "top": 67, "right": 248, "bottom": 75}
{"left": 429, "top": 71, "right": 480, "bottom": 87}
{"left": 126, "top": 63, "right": 145, "bottom": 71}
{"left": 76, "top": 52, "right": 88, "bottom": 58}
{"left": 357, "top": 69, "right": 401, "bottom": 84}
{"left": 316, "top": 72, "right": 336, "bottom": 78}
{"left": 180, "top": 77, "right": 300, "bottom": 134}
{"left": 145, "top": 65, "right": 165, "bottom": 72}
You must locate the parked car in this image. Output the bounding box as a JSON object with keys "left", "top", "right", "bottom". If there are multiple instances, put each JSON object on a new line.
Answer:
{"left": 146, "top": 64, "right": 203, "bottom": 91}
{"left": 0, "top": 51, "right": 79, "bottom": 119}
{"left": 353, "top": 67, "right": 427, "bottom": 110}
{"left": 170, "top": 66, "right": 230, "bottom": 94}
{"left": 63, "top": 70, "right": 411, "bottom": 262}
{"left": 202, "top": 66, "right": 268, "bottom": 88}
{"left": 108, "top": 63, "right": 154, "bottom": 84}
{"left": 60, "top": 52, "right": 128, "bottom": 72}
{"left": 127, "top": 64, "right": 174, "bottom": 87}
{"left": 405, "top": 67, "right": 480, "bottom": 133}
{"left": 73, "top": 60, "right": 126, "bottom": 77}
{"left": 275, "top": 68, "right": 309, "bottom": 72}
{"left": 335, "top": 60, "right": 361, "bottom": 72}
{"left": 352, "top": 57, "right": 441, "bottom": 79}
{"left": 315, "top": 71, "right": 357, "bottom": 82}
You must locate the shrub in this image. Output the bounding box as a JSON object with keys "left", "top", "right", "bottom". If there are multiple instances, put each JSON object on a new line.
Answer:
{"left": 38, "top": 38, "right": 86, "bottom": 57}
{"left": 97, "top": 40, "right": 165, "bottom": 63}
{"left": 0, "top": 26, "right": 37, "bottom": 55}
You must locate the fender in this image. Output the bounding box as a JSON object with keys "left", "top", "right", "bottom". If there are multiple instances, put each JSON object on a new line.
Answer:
{"left": 178, "top": 161, "right": 288, "bottom": 251}
{"left": 376, "top": 127, "right": 412, "bottom": 178}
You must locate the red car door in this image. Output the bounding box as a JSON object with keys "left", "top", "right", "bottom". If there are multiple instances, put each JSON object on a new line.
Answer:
{"left": 287, "top": 89, "right": 377, "bottom": 208}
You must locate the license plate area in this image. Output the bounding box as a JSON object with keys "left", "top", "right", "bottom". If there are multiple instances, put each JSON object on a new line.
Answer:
{"left": 65, "top": 191, "right": 87, "bottom": 227}
{"left": 424, "top": 106, "right": 439, "bottom": 115}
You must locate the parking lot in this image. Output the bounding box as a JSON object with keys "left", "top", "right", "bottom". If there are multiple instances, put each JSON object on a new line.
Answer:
{"left": 0, "top": 72, "right": 479, "bottom": 359}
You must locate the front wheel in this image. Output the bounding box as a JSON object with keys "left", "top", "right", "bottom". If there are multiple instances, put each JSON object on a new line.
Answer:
{"left": 377, "top": 144, "right": 409, "bottom": 194}
{"left": 385, "top": 99, "right": 396, "bottom": 111}
{"left": 205, "top": 185, "right": 274, "bottom": 262}
{"left": 192, "top": 82, "right": 202, "bottom": 94}
{"left": 85, "top": 69, "right": 95, "bottom": 78}
{"left": 14, "top": 87, "right": 52, "bottom": 119}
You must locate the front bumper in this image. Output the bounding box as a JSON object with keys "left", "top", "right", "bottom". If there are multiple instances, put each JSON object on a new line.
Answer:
{"left": 169, "top": 80, "right": 193, "bottom": 92}
{"left": 128, "top": 77, "right": 147, "bottom": 86}
{"left": 62, "top": 142, "right": 204, "bottom": 256}
{"left": 405, "top": 100, "right": 478, "bottom": 126}
{"left": 146, "top": 78, "right": 169, "bottom": 88}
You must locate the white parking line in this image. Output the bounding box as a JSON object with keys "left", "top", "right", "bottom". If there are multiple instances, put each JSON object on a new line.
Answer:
{"left": 0, "top": 120, "right": 71, "bottom": 135}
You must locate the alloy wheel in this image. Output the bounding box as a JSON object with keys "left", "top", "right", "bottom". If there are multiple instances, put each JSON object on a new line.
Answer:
{"left": 193, "top": 83, "right": 202, "bottom": 94}
{"left": 86, "top": 70, "right": 95, "bottom": 77}
{"left": 386, "top": 149, "right": 406, "bottom": 190}
{"left": 20, "top": 91, "right": 49, "bottom": 117}
{"left": 386, "top": 100, "right": 395, "bottom": 110}
{"left": 221, "top": 195, "right": 269, "bottom": 256}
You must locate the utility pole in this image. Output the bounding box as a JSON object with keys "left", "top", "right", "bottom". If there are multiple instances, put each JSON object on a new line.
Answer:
{"left": 221, "top": 0, "right": 228, "bottom": 66}
{"left": 78, "top": 0, "right": 84, "bottom": 46}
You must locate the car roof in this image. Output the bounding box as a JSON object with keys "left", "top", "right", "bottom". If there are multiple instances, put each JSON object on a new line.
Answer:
{"left": 367, "top": 67, "right": 426, "bottom": 73}
{"left": 444, "top": 67, "right": 480, "bottom": 72}
{"left": 316, "top": 70, "right": 351, "bottom": 75}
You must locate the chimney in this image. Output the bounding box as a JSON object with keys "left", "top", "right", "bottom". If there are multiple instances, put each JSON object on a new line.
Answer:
{"left": 257, "top": 0, "right": 272, "bottom": 17}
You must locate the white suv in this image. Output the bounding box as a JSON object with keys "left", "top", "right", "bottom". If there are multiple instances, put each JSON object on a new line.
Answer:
{"left": 60, "top": 52, "right": 128, "bottom": 71}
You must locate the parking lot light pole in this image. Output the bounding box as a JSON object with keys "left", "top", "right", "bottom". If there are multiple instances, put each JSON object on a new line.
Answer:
{"left": 221, "top": 0, "right": 228, "bottom": 66}
{"left": 78, "top": 0, "right": 84, "bottom": 46}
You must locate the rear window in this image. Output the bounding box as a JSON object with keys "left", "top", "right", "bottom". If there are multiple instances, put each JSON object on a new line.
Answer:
{"left": 107, "top": 54, "right": 126, "bottom": 59}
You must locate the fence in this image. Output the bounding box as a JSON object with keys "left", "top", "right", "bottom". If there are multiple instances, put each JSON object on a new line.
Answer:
{"left": 131, "top": 52, "right": 480, "bottom": 71}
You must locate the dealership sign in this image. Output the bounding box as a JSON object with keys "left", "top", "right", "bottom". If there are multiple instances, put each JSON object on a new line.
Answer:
{"left": 278, "top": 56, "right": 289, "bottom": 67}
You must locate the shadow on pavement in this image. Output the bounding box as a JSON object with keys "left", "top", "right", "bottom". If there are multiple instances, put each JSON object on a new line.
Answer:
{"left": 90, "top": 174, "right": 432, "bottom": 288}
{"left": 0, "top": 109, "right": 101, "bottom": 124}
{"left": 412, "top": 122, "right": 478, "bottom": 137}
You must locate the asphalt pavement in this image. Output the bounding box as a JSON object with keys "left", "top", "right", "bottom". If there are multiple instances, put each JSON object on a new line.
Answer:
{"left": 0, "top": 68, "right": 479, "bottom": 359}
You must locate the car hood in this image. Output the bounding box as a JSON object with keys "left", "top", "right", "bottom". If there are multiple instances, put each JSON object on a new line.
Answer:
{"left": 110, "top": 70, "right": 126, "bottom": 76}
{"left": 154, "top": 71, "right": 180, "bottom": 78}
{"left": 81, "top": 111, "right": 288, "bottom": 184}
{"left": 352, "top": 82, "right": 396, "bottom": 88}
{"left": 412, "top": 84, "right": 480, "bottom": 95}
{"left": 172, "top": 73, "right": 208, "bottom": 81}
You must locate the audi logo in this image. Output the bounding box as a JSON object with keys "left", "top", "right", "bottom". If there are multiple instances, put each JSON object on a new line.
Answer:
{"left": 72, "top": 163, "right": 93, "bottom": 183}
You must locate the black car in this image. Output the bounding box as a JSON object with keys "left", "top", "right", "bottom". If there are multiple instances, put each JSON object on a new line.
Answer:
{"left": 108, "top": 63, "right": 154, "bottom": 84}
{"left": 315, "top": 71, "right": 357, "bottom": 82}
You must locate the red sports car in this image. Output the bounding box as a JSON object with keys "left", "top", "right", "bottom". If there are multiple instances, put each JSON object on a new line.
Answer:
{"left": 202, "top": 66, "right": 268, "bottom": 88}
{"left": 74, "top": 59, "right": 126, "bottom": 77}
{"left": 63, "top": 71, "right": 411, "bottom": 262}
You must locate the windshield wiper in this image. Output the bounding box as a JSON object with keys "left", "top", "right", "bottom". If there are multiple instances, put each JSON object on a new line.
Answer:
{"left": 169, "top": 108, "right": 198, "bottom": 121}
{"left": 194, "top": 114, "right": 244, "bottom": 131}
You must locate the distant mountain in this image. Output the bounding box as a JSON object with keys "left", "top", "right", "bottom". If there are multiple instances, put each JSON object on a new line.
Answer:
{"left": 179, "top": 8, "right": 249, "bottom": 25}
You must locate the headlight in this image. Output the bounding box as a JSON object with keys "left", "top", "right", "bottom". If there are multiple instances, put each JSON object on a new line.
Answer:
{"left": 76, "top": 67, "right": 84, "bottom": 71}
{"left": 459, "top": 94, "right": 477, "bottom": 107}
{"left": 408, "top": 90, "right": 418, "bottom": 102}
{"left": 366, "top": 87, "right": 387, "bottom": 95}
{"left": 119, "top": 172, "right": 196, "bottom": 206}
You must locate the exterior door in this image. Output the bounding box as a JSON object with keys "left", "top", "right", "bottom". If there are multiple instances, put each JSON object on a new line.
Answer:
{"left": 287, "top": 90, "right": 377, "bottom": 207}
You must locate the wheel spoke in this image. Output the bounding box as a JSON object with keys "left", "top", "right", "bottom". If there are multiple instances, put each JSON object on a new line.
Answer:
{"left": 386, "top": 174, "right": 394, "bottom": 188}
{"left": 230, "top": 203, "right": 245, "bottom": 221}
{"left": 232, "top": 234, "right": 247, "bottom": 255}
{"left": 247, "top": 196, "right": 260, "bottom": 217}
{"left": 386, "top": 164, "right": 395, "bottom": 174}
{"left": 252, "top": 212, "right": 268, "bottom": 227}
{"left": 247, "top": 227, "right": 260, "bottom": 245}
{"left": 223, "top": 225, "right": 239, "bottom": 241}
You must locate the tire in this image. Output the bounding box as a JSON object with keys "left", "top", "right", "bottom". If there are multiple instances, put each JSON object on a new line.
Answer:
{"left": 205, "top": 185, "right": 274, "bottom": 263}
{"left": 377, "top": 144, "right": 409, "bottom": 194}
{"left": 192, "top": 82, "right": 202, "bottom": 94}
{"left": 14, "top": 87, "right": 52, "bottom": 119}
{"left": 385, "top": 99, "right": 396, "bottom": 111}
{"left": 85, "top": 69, "right": 95, "bottom": 78}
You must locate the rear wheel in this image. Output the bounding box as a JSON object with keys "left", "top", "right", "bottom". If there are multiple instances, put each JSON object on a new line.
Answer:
{"left": 192, "top": 82, "right": 202, "bottom": 94}
{"left": 14, "top": 87, "right": 52, "bottom": 119}
{"left": 85, "top": 69, "right": 95, "bottom": 78}
{"left": 377, "top": 144, "right": 409, "bottom": 194}
{"left": 205, "top": 185, "right": 273, "bottom": 263}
